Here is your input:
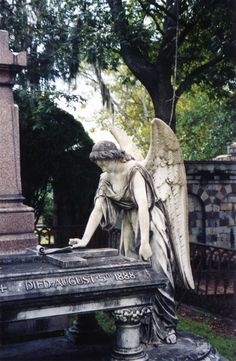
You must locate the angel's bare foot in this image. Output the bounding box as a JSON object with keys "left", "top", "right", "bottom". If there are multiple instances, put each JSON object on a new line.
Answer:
{"left": 165, "top": 330, "right": 177, "bottom": 344}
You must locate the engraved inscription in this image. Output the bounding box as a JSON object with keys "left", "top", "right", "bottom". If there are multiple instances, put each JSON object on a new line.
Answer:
{"left": 0, "top": 284, "right": 8, "bottom": 293}
{"left": 24, "top": 271, "right": 137, "bottom": 291}
{"left": 25, "top": 275, "right": 95, "bottom": 291}
{"left": 114, "top": 271, "right": 136, "bottom": 281}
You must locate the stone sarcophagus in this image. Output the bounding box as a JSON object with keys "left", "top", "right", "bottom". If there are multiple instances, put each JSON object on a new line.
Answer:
{"left": 0, "top": 248, "right": 165, "bottom": 361}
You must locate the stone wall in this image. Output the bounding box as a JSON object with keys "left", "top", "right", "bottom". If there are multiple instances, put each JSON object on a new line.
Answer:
{"left": 186, "top": 160, "right": 236, "bottom": 249}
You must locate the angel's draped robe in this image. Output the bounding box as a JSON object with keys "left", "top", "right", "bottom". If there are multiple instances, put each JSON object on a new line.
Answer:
{"left": 95, "top": 163, "right": 177, "bottom": 342}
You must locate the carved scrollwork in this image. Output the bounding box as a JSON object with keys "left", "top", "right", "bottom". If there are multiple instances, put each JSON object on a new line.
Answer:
{"left": 112, "top": 306, "right": 152, "bottom": 324}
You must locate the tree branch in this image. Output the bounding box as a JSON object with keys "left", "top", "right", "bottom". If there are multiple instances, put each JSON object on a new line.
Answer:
{"left": 106, "top": 0, "right": 157, "bottom": 89}
{"left": 137, "top": 0, "right": 164, "bottom": 36}
{"left": 151, "top": 1, "right": 178, "bottom": 23}
{"left": 176, "top": 53, "right": 225, "bottom": 97}
{"left": 178, "top": 1, "right": 218, "bottom": 48}
{"left": 156, "top": 0, "right": 178, "bottom": 63}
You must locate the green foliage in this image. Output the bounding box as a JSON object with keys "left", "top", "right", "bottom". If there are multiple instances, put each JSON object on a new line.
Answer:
{"left": 176, "top": 86, "right": 235, "bottom": 160}
{"left": 96, "top": 311, "right": 116, "bottom": 334}
{"left": 1, "top": 1, "right": 103, "bottom": 225}
{"left": 17, "top": 89, "right": 99, "bottom": 224}
{"left": 95, "top": 71, "right": 235, "bottom": 161}
{"left": 93, "top": 66, "right": 153, "bottom": 154}
{"left": 1, "top": 0, "right": 234, "bottom": 220}
{"left": 42, "top": 191, "right": 54, "bottom": 227}
{"left": 175, "top": 1, "right": 235, "bottom": 92}
{"left": 80, "top": 0, "right": 235, "bottom": 124}
{"left": 0, "top": 0, "right": 82, "bottom": 84}
{"left": 2, "top": 0, "right": 234, "bottom": 123}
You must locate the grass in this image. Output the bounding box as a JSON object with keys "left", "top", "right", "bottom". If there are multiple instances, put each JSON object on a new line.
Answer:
{"left": 95, "top": 311, "right": 116, "bottom": 334}
{"left": 177, "top": 313, "right": 236, "bottom": 361}
{"left": 95, "top": 310, "right": 236, "bottom": 361}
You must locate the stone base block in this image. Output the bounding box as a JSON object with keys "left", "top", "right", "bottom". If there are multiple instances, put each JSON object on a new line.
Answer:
{"left": 0, "top": 333, "right": 227, "bottom": 361}
{"left": 0, "top": 202, "right": 37, "bottom": 254}
{"left": 0, "top": 233, "right": 38, "bottom": 254}
{"left": 0, "top": 204, "right": 35, "bottom": 234}
{"left": 145, "top": 331, "right": 227, "bottom": 361}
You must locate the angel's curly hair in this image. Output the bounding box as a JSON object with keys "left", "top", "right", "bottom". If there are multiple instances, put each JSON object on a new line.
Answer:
{"left": 89, "top": 141, "right": 133, "bottom": 163}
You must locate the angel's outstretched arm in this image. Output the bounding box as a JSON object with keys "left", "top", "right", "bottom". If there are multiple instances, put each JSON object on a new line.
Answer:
{"left": 69, "top": 198, "right": 104, "bottom": 248}
{"left": 132, "top": 172, "right": 152, "bottom": 261}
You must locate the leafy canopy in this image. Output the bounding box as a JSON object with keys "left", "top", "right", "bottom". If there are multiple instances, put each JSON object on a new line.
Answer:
{"left": 17, "top": 89, "right": 99, "bottom": 224}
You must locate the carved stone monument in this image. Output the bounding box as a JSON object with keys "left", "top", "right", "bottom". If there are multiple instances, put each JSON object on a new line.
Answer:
{"left": 0, "top": 30, "right": 37, "bottom": 254}
{"left": 0, "top": 248, "right": 160, "bottom": 361}
{"left": 0, "top": 250, "right": 225, "bottom": 360}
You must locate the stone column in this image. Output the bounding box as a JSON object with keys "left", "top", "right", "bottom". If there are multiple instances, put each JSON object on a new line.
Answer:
{"left": 0, "top": 30, "right": 37, "bottom": 254}
{"left": 111, "top": 306, "right": 152, "bottom": 361}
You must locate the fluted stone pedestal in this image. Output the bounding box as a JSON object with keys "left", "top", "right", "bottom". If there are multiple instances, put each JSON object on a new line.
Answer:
{"left": 111, "top": 307, "right": 151, "bottom": 361}
{"left": 0, "top": 30, "right": 37, "bottom": 254}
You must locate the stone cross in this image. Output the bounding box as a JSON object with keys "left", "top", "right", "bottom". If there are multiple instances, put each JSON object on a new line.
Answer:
{"left": 0, "top": 30, "right": 26, "bottom": 67}
{"left": 0, "top": 284, "right": 8, "bottom": 293}
{"left": 0, "top": 30, "right": 37, "bottom": 254}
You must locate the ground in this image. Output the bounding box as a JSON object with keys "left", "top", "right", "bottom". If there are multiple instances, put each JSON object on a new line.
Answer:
{"left": 177, "top": 304, "right": 236, "bottom": 361}
{"left": 178, "top": 304, "right": 236, "bottom": 336}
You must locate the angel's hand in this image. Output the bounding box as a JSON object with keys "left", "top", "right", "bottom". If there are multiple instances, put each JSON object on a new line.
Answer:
{"left": 139, "top": 243, "right": 152, "bottom": 261}
{"left": 68, "top": 238, "right": 88, "bottom": 249}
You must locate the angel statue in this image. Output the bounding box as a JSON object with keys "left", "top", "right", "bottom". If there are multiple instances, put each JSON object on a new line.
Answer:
{"left": 69, "top": 118, "right": 194, "bottom": 345}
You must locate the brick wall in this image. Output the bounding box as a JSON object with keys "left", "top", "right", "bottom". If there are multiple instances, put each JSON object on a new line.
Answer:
{"left": 186, "top": 160, "right": 236, "bottom": 249}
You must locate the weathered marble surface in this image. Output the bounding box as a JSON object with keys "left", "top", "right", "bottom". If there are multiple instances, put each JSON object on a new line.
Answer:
{"left": 30, "top": 247, "right": 119, "bottom": 268}
{"left": 0, "top": 251, "right": 226, "bottom": 360}
{"left": 146, "top": 332, "right": 227, "bottom": 361}
{"left": 0, "top": 250, "right": 163, "bottom": 323}
{"left": 0, "top": 250, "right": 165, "bottom": 360}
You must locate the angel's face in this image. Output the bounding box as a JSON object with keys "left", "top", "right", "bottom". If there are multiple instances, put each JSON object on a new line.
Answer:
{"left": 96, "top": 159, "right": 117, "bottom": 173}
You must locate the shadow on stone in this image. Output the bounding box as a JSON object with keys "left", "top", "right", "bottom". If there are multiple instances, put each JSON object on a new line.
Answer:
{"left": 0, "top": 332, "right": 227, "bottom": 361}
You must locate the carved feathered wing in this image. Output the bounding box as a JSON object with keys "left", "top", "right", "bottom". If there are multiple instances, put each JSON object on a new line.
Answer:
{"left": 144, "top": 118, "right": 194, "bottom": 289}
{"left": 109, "top": 120, "right": 194, "bottom": 290}
{"left": 109, "top": 126, "right": 144, "bottom": 161}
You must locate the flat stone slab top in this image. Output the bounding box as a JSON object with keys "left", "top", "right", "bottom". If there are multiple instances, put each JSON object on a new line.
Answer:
{"left": 28, "top": 247, "right": 119, "bottom": 268}
{"left": 0, "top": 249, "right": 165, "bottom": 323}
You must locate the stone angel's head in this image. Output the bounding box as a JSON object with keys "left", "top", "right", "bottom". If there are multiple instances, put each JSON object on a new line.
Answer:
{"left": 89, "top": 141, "right": 134, "bottom": 172}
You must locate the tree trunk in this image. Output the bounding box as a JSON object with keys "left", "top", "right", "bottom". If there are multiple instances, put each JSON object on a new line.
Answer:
{"left": 145, "top": 62, "right": 176, "bottom": 132}
{"left": 149, "top": 87, "right": 176, "bottom": 132}
{"left": 107, "top": 0, "right": 177, "bottom": 132}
